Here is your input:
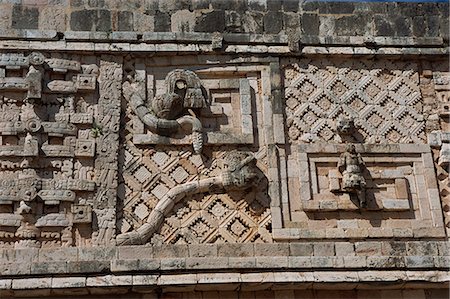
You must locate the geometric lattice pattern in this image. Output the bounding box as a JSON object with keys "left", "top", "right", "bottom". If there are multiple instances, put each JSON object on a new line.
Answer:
{"left": 284, "top": 58, "right": 426, "bottom": 144}
{"left": 118, "top": 104, "right": 272, "bottom": 245}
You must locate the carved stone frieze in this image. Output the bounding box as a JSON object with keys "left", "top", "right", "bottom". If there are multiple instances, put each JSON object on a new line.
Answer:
{"left": 118, "top": 57, "right": 275, "bottom": 245}
{"left": 284, "top": 58, "right": 425, "bottom": 144}
{"left": 0, "top": 52, "right": 115, "bottom": 248}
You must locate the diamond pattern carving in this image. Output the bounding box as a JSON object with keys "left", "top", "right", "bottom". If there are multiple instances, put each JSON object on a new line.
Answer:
{"left": 284, "top": 58, "right": 426, "bottom": 144}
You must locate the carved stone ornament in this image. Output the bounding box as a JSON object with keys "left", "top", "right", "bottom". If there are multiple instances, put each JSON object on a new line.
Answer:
{"left": 116, "top": 151, "right": 258, "bottom": 245}
{"left": 337, "top": 144, "right": 366, "bottom": 207}
{"left": 123, "top": 69, "right": 207, "bottom": 154}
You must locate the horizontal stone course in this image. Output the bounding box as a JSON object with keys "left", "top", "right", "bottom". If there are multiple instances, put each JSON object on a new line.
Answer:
{"left": 1, "top": 271, "right": 448, "bottom": 295}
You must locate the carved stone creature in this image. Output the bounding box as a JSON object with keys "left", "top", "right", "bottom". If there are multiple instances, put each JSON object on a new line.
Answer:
{"left": 338, "top": 144, "right": 366, "bottom": 207}
{"left": 124, "top": 69, "right": 206, "bottom": 154}
{"left": 335, "top": 116, "right": 355, "bottom": 143}
{"left": 116, "top": 151, "right": 258, "bottom": 245}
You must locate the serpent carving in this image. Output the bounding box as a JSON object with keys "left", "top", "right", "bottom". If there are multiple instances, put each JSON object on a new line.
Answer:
{"left": 123, "top": 69, "right": 206, "bottom": 154}
{"left": 116, "top": 151, "right": 258, "bottom": 245}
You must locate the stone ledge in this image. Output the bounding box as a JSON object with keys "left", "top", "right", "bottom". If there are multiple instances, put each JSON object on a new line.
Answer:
{"left": 1, "top": 254, "right": 447, "bottom": 277}
{"left": 1, "top": 241, "right": 447, "bottom": 264}
{"left": 0, "top": 271, "right": 447, "bottom": 296}
{"left": 0, "top": 31, "right": 447, "bottom": 56}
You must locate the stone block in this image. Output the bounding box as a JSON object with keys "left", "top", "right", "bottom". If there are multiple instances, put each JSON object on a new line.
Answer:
{"left": 194, "top": 11, "right": 225, "bottom": 33}
{"left": 381, "top": 241, "right": 407, "bottom": 256}
{"left": 185, "top": 257, "right": 229, "bottom": 269}
{"left": 136, "top": 259, "right": 160, "bottom": 271}
{"left": 217, "top": 243, "right": 253, "bottom": 257}
{"left": 78, "top": 247, "right": 115, "bottom": 261}
{"left": 288, "top": 256, "right": 312, "bottom": 268}
{"left": 405, "top": 256, "right": 434, "bottom": 268}
{"left": 67, "top": 261, "right": 110, "bottom": 274}
{"left": 256, "top": 256, "right": 288, "bottom": 268}
{"left": 319, "top": 2, "right": 355, "bottom": 14}
{"left": 51, "top": 277, "right": 86, "bottom": 289}
{"left": 366, "top": 256, "right": 405, "bottom": 268}
{"left": 132, "top": 274, "right": 159, "bottom": 286}
{"left": 111, "top": 259, "right": 139, "bottom": 272}
{"left": 12, "top": 277, "right": 51, "bottom": 289}
{"left": 189, "top": 244, "right": 217, "bottom": 257}
{"left": 434, "top": 256, "right": 450, "bottom": 268}
{"left": 160, "top": 258, "right": 186, "bottom": 270}
{"left": 0, "top": 262, "right": 31, "bottom": 275}
{"left": 12, "top": 4, "right": 38, "bottom": 29}
{"left": 31, "top": 262, "right": 68, "bottom": 274}
{"left": 313, "top": 242, "right": 335, "bottom": 256}
{"left": 117, "top": 246, "right": 153, "bottom": 259}
{"left": 153, "top": 245, "right": 188, "bottom": 258}
{"left": 335, "top": 14, "right": 370, "bottom": 36}
{"left": 310, "top": 257, "right": 334, "bottom": 268}
{"left": 118, "top": 11, "right": 133, "bottom": 31}
{"left": 355, "top": 242, "right": 382, "bottom": 256}
{"left": 38, "top": 247, "right": 78, "bottom": 262}
{"left": 374, "top": 15, "right": 394, "bottom": 36}
{"left": 289, "top": 243, "right": 313, "bottom": 256}
{"left": 254, "top": 243, "right": 289, "bottom": 256}
{"left": 335, "top": 242, "right": 355, "bottom": 257}
{"left": 86, "top": 275, "right": 132, "bottom": 287}
{"left": 406, "top": 241, "right": 438, "bottom": 256}
{"left": 70, "top": 9, "right": 111, "bottom": 31}
{"left": 263, "top": 11, "right": 283, "bottom": 34}
{"left": 343, "top": 256, "right": 366, "bottom": 268}
{"left": 228, "top": 257, "right": 256, "bottom": 268}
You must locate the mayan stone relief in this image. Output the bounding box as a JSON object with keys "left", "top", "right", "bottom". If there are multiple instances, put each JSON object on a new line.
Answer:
{"left": 274, "top": 58, "right": 447, "bottom": 240}
{"left": 117, "top": 56, "right": 275, "bottom": 245}
{"left": 0, "top": 52, "right": 121, "bottom": 248}
{"left": 0, "top": 51, "right": 447, "bottom": 248}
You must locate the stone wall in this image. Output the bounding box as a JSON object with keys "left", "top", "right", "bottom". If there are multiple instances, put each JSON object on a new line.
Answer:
{"left": 0, "top": 0, "right": 448, "bottom": 298}
{"left": 0, "top": 0, "right": 448, "bottom": 39}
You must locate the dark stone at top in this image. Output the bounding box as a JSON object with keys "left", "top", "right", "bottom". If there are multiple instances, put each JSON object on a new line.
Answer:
{"left": 425, "top": 15, "right": 440, "bottom": 37}
{"left": 70, "top": 10, "right": 112, "bottom": 31}
{"left": 267, "top": 0, "right": 282, "bottom": 11}
{"left": 211, "top": 0, "right": 247, "bottom": 11}
{"left": 301, "top": 1, "right": 319, "bottom": 12}
{"left": 248, "top": 0, "right": 266, "bottom": 12}
{"left": 70, "top": 0, "right": 84, "bottom": 7}
{"left": 194, "top": 10, "right": 225, "bottom": 33}
{"left": 374, "top": 15, "right": 394, "bottom": 37}
{"left": 335, "top": 14, "right": 369, "bottom": 36}
{"left": 300, "top": 13, "right": 319, "bottom": 36}
{"left": 191, "top": 0, "right": 210, "bottom": 10}
{"left": 419, "top": 2, "right": 441, "bottom": 16}
{"left": 264, "top": 11, "right": 283, "bottom": 34}
{"left": 154, "top": 11, "right": 171, "bottom": 32}
{"left": 396, "top": 2, "right": 417, "bottom": 17}
{"left": 318, "top": 2, "right": 355, "bottom": 15}
{"left": 354, "top": 2, "right": 387, "bottom": 14}
{"left": 118, "top": 11, "right": 133, "bottom": 31}
{"left": 394, "top": 16, "right": 411, "bottom": 37}
{"left": 12, "top": 5, "right": 39, "bottom": 30}
{"left": 412, "top": 16, "right": 426, "bottom": 37}
{"left": 282, "top": 0, "right": 299, "bottom": 12}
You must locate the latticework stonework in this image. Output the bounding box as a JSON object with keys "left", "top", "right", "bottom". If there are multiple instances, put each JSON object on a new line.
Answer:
{"left": 284, "top": 58, "right": 426, "bottom": 144}
{"left": 118, "top": 142, "right": 272, "bottom": 244}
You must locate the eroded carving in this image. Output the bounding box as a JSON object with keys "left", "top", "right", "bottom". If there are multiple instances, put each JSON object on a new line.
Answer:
{"left": 124, "top": 69, "right": 206, "bottom": 154}
{"left": 337, "top": 144, "right": 366, "bottom": 207}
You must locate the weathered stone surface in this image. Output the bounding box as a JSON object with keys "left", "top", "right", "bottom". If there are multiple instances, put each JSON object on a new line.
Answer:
{"left": 12, "top": 5, "right": 38, "bottom": 29}
{"left": 0, "top": 2, "right": 447, "bottom": 297}
{"left": 70, "top": 9, "right": 111, "bottom": 31}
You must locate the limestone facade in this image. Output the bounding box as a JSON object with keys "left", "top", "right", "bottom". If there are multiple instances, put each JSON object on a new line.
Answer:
{"left": 0, "top": 1, "right": 448, "bottom": 298}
